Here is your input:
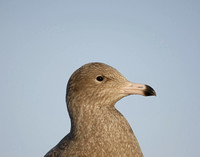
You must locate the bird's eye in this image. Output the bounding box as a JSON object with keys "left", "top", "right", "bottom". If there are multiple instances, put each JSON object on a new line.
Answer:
{"left": 96, "top": 76, "right": 104, "bottom": 82}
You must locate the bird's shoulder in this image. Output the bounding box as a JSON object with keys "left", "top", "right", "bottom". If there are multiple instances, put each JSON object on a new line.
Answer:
{"left": 44, "top": 133, "right": 72, "bottom": 157}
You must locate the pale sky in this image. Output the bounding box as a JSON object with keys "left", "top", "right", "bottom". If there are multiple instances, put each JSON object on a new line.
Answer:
{"left": 0, "top": 1, "right": 200, "bottom": 157}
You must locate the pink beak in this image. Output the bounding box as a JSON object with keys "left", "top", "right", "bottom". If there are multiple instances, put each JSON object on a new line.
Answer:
{"left": 120, "top": 82, "right": 156, "bottom": 96}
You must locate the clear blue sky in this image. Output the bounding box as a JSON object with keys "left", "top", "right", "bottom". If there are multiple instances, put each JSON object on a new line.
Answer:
{"left": 0, "top": 1, "right": 200, "bottom": 157}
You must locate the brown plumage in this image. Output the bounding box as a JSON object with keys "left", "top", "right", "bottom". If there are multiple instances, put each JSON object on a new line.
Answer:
{"left": 45, "top": 62, "right": 156, "bottom": 157}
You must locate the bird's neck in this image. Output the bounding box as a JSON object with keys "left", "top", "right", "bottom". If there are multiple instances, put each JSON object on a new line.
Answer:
{"left": 68, "top": 104, "right": 132, "bottom": 139}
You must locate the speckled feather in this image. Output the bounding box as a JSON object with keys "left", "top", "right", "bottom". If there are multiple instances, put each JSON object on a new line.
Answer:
{"left": 45, "top": 63, "right": 156, "bottom": 157}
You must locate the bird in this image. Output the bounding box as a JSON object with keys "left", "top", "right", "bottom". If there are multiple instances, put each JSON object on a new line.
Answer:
{"left": 44, "top": 62, "right": 156, "bottom": 157}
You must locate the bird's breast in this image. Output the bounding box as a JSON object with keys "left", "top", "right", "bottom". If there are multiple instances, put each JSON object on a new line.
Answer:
{"left": 68, "top": 107, "right": 143, "bottom": 156}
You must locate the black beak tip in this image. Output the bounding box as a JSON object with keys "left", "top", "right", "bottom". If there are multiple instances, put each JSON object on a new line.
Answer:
{"left": 144, "top": 85, "right": 156, "bottom": 96}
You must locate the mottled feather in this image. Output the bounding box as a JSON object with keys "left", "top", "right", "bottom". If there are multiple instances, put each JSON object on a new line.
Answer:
{"left": 45, "top": 62, "right": 156, "bottom": 157}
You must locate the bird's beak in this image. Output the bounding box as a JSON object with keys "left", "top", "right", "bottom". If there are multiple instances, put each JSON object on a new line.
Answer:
{"left": 120, "top": 82, "right": 156, "bottom": 96}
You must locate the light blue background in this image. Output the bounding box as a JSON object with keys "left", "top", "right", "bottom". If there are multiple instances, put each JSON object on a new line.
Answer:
{"left": 0, "top": 1, "right": 200, "bottom": 156}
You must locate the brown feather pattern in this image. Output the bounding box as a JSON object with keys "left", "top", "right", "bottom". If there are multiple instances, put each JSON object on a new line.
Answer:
{"left": 45, "top": 62, "right": 156, "bottom": 157}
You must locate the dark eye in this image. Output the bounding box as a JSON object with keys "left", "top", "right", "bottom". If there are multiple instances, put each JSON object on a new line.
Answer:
{"left": 96, "top": 76, "right": 104, "bottom": 82}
